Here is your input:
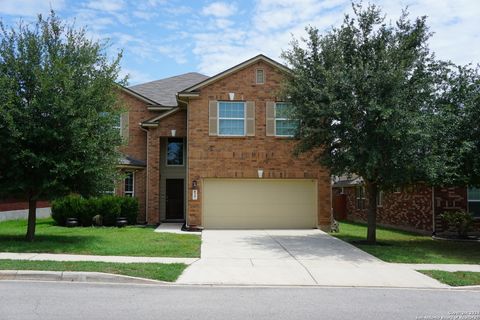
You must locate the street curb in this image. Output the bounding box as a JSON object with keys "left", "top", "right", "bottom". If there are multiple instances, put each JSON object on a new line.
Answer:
{"left": 0, "top": 270, "right": 169, "bottom": 285}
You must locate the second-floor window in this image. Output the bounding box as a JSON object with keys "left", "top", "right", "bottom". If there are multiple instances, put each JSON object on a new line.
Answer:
{"left": 275, "top": 102, "right": 297, "bottom": 137}
{"left": 218, "top": 101, "right": 246, "bottom": 136}
{"left": 167, "top": 138, "right": 184, "bottom": 166}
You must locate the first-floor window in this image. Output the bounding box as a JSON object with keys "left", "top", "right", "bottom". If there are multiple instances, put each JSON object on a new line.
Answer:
{"left": 376, "top": 190, "right": 384, "bottom": 207}
{"left": 468, "top": 187, "right": 480, "bottom": 217}
{"left": 356, "top": 186, "right": 366, "bottom": 209}
{"left": 124, "top": 172, "right": 134, "bottom": 197}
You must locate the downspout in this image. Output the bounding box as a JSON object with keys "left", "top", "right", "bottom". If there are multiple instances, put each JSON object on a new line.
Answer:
{"left": 177, "top": 94, "right": 190, "bottom": 228}
{"left": 140, "top": 125, "right": 149, "bottom": 224}
{"left": 432, "top": 186, "right": 436, "bottom": 236}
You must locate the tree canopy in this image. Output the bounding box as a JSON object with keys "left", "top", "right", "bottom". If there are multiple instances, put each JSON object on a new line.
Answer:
{"left": 0, "top": 12, "right": 125, "bottom": 240}
{"left": 282, "top": 3, "right": 479, "bottom": 242}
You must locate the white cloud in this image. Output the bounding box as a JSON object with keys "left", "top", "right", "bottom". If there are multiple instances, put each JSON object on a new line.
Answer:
{"left": 191, "top": 0, "right": 480, "bottom": 75}
{"left": 202, "top": 2, "right": 237, "bottom": 17}
{"left": 0, "top": 0, "right": 65, "bottom": 17}
{"left": 120, "top": 67, "right": 155, "bottom": 85}
{"left": 132, "top": 10, "right": 157, "bottom": 20}
{"left": 85, "top": 0, "right": 125, "bottom": 12}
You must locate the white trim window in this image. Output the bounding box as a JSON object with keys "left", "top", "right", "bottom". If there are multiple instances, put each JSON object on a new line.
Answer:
{"left": 275, "top": 102, "right": 298, "bottom": 137}
{"left": 376, "top": 190, "right": 384, "bottom": 207}
{"left": 218, "top": 101, "right": 246, "bottom": 136}
{"left": 124, "top": 172, "right": 134, "bottom": 197}
{"left": 356, "top": 186, "right": 366, "bottom": 209}
{"left": 468, "top": 187, "right": 480, "bottom": 217}
{"left": 114, "top": 114, "right": 121, "bottom": 131}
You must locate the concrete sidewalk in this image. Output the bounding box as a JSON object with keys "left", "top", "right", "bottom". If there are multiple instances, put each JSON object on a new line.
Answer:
{"left": 0, "top": 252, "right": 198, "bottom": 265}
{"left": 177, "top": 229, "right": 446, "bottom": 288}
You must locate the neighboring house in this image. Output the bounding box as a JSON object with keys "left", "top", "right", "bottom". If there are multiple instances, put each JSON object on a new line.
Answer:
{"left": 332, "top": 176, "right": 480, "bottom": 234}
{"left": 115, "top": 54, "right": 331, "bottom": 230}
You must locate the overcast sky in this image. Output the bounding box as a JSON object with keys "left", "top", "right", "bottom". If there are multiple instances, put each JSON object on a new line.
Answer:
{"left": 1, "top": 0, "right": 479, "bottom": 85}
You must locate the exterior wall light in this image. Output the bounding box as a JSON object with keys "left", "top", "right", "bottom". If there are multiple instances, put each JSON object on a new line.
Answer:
{"left": 258, "top": 169, "right": 264, "bottom": 178}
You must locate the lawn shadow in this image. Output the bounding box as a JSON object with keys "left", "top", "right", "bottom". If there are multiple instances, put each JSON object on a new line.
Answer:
{"left": 0, "top": 233, "right": 101, "bottom": 253}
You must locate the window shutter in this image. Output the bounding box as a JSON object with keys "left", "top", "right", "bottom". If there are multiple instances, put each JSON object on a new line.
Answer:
{"left": 121, "top": 112, "right": 129, "bottom": 142}
{"left": 266, "top": 101, "right": 275, "bottom": 136}
{"left": 209, "top": 100, "right": 218, "bottom": 136}
{"left": 245, "top": 101, "right": 255, "bottom": 136}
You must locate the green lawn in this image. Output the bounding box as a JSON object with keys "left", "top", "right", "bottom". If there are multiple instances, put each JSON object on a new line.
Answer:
{"left": 332, "top": 221, "right": 480, "bottom": 264}
{"left": 0, "top": 218, "right": 201, "bottom": 257}
{"left": 419, "top": 270, "right": 480, "bottom": 287}
{"left": 0, "top": 259, "right": 186, "bottom": 282}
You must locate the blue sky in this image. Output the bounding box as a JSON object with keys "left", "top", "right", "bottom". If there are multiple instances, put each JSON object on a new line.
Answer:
{"left": 1, "top": 0, "right": 479, "bottom": 85}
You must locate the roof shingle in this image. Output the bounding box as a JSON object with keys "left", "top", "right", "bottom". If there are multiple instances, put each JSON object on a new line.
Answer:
{"left": 128, "top": 72, "right": 208, "bottom": 106}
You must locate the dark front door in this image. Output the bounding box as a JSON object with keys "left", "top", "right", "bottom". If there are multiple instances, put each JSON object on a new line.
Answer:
{"left": 166, "top": 179, "right": 184, "bottom": 220}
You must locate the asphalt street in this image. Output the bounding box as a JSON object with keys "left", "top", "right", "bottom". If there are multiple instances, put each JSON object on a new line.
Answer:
{"left": 0, "top": 281, "right": 479, "bottom": 320}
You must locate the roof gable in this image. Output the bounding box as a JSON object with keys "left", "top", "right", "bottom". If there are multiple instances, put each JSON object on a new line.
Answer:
{"left": 180, "top": 54, "right": 289, "bottom": 93}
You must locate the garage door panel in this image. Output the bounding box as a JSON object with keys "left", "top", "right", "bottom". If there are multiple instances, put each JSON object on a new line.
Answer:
{"left": 203, "top": 179, "right": 317, "bottom": 229}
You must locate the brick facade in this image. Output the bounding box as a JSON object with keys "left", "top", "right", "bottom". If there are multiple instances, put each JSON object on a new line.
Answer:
{"left": 119, "top": 57, "right": 331, "bottom": 228}
{"left": 335, "top": 184, "right": 434, "bottom": 232}
{"left": 0, "top": 199, "right": 50, "bottom": 212}
{"left": 185, "top": 61, "right": 331, "bottom": 229}
{"left": 334, "top": 184, "right": 479, "bottom": 234}
{"left": 116, "top": 91, "right": 157, "bottom": 223}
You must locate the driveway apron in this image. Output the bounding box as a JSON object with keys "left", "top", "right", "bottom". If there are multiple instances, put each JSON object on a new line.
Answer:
{"left": 176, "top": 229, "right": 444, "bottom": 287}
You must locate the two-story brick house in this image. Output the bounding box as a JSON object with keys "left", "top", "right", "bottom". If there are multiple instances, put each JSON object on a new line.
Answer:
{"left": 116, "top": 55, "right": 332, "bottom": 230}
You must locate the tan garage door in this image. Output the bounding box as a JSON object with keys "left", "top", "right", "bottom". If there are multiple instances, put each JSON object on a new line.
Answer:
{"left": 203, "top": 179, "right": 317, "bottom": 229}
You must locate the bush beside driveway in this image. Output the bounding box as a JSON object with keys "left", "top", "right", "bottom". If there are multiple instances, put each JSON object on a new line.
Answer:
{"left": 0, "top": 218, "right": 201, "bottom": 258}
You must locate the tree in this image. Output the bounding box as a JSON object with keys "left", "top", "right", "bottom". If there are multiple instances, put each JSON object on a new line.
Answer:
{"left": 428, "top": 64, "right": 480, "bottom": 187}
{"left": 282, "top": 3, "right": 441, "bottom": 243}
{"left": 0, "top": 12, "right": 125, "bottom": 241}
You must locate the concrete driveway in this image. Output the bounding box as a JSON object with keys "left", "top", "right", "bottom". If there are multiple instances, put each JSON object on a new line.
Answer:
{"left": 177, "top": 229, "right": 444, "bottom": 288}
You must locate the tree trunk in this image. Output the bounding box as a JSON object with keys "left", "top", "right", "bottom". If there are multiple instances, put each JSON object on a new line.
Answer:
{"left": 25, "top": 197, "right": 37, "bottom": 242}
{"left": 366, "top": 181, "right": 378, "bottom": 244}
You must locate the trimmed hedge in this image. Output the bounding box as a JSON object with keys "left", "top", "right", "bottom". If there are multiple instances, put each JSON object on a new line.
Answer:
{"left": 51, "top": 195, "right": 138, "bottom": 227}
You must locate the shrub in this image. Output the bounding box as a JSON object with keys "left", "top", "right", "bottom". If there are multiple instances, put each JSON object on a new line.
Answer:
{"left": 120, "top": 197, "right": 139, "bottom": 225}
{"left": 440, "top": 210, "right": 473, "bottom": 238}
{"left": 51, "top": 195, "right": 137, "bottom": 227}
{"left": 95, "top": 195, "right": 122, "bottom": 226}
{"left": 51, "top": 195, "right": 85, "bottom": 226}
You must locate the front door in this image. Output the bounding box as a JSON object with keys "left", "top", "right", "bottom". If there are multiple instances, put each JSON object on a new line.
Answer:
{"left": 166, "top": 179, "right": 185, "bottom": 220}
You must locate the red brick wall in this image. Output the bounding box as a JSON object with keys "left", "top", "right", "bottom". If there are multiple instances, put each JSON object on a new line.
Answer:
{"left": 186, "top": 60, "right": 332, "bottom": 229}
{"left": 117, "top": 91, "right": 158, "bottom": 222}
{"left": 338, "top": 184, "right": 434, "bottom": 232}
{"left": 0, "top": 199, "right": 50, "bottom": 211}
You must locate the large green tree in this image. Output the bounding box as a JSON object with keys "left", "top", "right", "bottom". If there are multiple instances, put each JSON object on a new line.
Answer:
{"left": 282, "top": 3, "right": 442, "bottom": 243}
{"left": 0, "top": 12, "right": 125, "bottom": 241}
{"left": 428, "top": 65, "right": 480, "bottom": 187}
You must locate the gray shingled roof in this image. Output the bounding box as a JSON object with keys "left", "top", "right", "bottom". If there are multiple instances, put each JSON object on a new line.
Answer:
{"left": 119, "top": 155, "right": 146, "bottom": 167}
{"left": 129, "top": 72, "right": 209, "bottom": 106}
